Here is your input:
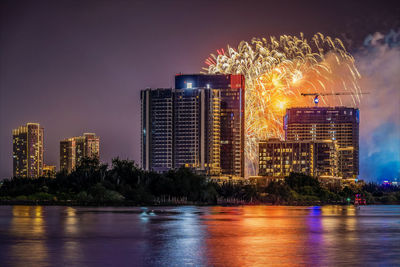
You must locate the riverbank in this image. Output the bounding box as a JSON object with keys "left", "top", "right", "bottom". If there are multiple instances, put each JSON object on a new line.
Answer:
{"left": 1, "top": 199, "right": 398, "bottom": 206}
{"left": 2, "top": 159, "right": 400, "bottom": 207}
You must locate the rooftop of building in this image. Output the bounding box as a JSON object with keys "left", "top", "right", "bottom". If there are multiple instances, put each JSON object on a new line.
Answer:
{"left": 175, "top": 73, "right": 244, "bottom": 90}
{"left": 259, "top": 138, "right": 336, "bottom": 144}
{"left": 285, "top": 106, "right": 359, "bottom": 111}
{"left": 12, "top": 123, "right": 43, "bottom": 135}
{"left": 60, "top": 133, "right": 98, "bottom": 142}
{"left": 143, "top": 88, "right": 173, "bottom": 90}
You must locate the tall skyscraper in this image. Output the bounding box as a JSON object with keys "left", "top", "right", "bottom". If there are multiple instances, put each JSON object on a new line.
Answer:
{"left": 60, "top": 138, "right": 76, "bottom": 173}
{"left": 141, "top": 87, "right": 220, "bottom": 175}
{"left": 141, "top": 89, "right": 174, "bottom": 173}
{"left": 284, "top": 107, "right": 359, "bottom": 179}
{"left": 60, "top": 133, "right": 100, "bottom": 173}
{"left": 12, "top": 123, "right": 44, "bottom": 178}
{"left": 141, "top": 74, "right": 245, "bottom": 177}
{"left": 84, "top": 133, "right": 100, "bottom": 159}
{"left": 173, "top": 87, "right": 221, "bottom": 175}
{"left": 175, "top": 74, "right": 245, "bottom": 177}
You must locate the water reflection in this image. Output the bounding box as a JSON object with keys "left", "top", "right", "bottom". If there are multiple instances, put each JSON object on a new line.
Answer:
{"left": 318, "top": 206, "right": 361, "bottom": 265}
{"left": 9, "top": 206, "right": 48, "bottom": 267}
{"left": 0, "top": 205, "right": 399, "bottom": 266}
{"left": 203, "top": 206, "right": 314, "bottom": 266}
{"left": 62, "top": 207, "right": 82, "bottom": 264}
{"left": 140, "top": 207, "right": 207, "bottom": 266}
{"left": 305, "top": 207, "right": 325, "bottom": 265}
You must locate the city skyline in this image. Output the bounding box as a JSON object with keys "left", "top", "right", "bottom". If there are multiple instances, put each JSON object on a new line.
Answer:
{"left": 1, "top": 0, "right": 399, "bottom": 181}
{"left": 1, "top": 2, "right": 399, "bottom": 266}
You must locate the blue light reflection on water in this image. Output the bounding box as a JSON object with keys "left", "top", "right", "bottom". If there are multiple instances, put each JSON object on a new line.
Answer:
{"left": 140, "top": 206, "right": 208, "bottom": 266}
{"left": 305, "top": 206, "right": 325, "bottom": 266}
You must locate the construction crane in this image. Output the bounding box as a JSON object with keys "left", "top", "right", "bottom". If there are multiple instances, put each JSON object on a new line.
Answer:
{"left": 300, "top": 92, "right": 369, "bottom": 106}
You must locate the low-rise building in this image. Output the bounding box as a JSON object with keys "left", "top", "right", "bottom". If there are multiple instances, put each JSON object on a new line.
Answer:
{"left": 258, "top": 138, "right": 338, "bottom": 178}
{"left": 43, "top": 164, "right": 56, "bottom": 178}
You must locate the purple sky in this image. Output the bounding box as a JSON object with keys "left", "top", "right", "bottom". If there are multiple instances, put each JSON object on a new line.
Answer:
{"left": 0, "top": 0, "right": 398, "bottom": 180}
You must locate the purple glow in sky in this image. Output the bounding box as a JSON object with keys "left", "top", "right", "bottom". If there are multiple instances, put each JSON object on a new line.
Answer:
{"left": 1, "top": 0, "right": 399, "bottom": 181}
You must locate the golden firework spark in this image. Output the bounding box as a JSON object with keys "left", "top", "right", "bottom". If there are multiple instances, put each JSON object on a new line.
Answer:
{"left": 203, "top": 33, "right": 362, "bottom": 176}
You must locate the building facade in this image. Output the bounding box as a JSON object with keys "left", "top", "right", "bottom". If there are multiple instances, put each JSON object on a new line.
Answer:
{"left": 175, "top": 74, "right": 245, "bottom": 177}
{"left": 60, "top": 138, "right": 76, "bottom": 173}
{"left": 140, "top": 87, "right": 221, "bottom": 175}
{"left": 284, "top": 107, "right": 359, "bottom": 179}
{"left": 174, "top": 87, "right": 221, "bottom": 175}
{"left": 60, "top": 133, "right": 100, "bottom": 173}
{"left": 258, "top": 138, "right": 338, "bottom": 178}
{"left": 141, "top": 89, "right": 174, "bottom": 173}
{"left": 12, "top": 123, "right": 44, "bottom": 178}
{"left": 140, "top": 74, "right": 245, "bottom": 177}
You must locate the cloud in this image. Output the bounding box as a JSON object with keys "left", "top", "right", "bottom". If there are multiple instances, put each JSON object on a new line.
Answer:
{"left": 356, "top": 29, "right": 400, "bottom": 181}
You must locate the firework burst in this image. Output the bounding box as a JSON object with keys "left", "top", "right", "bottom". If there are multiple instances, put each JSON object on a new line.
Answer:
{"left": 203, "top": 33, "right": 362, "bottom": 176}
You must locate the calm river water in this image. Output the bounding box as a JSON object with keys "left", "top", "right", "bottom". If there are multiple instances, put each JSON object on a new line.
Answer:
{"left": 0, "top": 205, "right": 399, "bottom": 266}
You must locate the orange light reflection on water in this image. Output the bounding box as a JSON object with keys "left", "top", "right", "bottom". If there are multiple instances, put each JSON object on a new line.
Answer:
{"left": 203, "top": 206, "right": 308, "bottom": 266}
{"left": 10, "top": 206, "right": 48, "bottom": 267}
{"left": 202, "top": 206, "right": 362, "bottom": 267}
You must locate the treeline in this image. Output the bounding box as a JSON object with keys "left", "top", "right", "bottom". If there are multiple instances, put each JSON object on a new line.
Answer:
{"left": 0, "top": 158, "right": 399, "bottom": 205}
{"left": 0, "top": 158, "right": 219, "bottom": 204}
{"left": 261, "top": 173, "right": 400, "bottom": 204}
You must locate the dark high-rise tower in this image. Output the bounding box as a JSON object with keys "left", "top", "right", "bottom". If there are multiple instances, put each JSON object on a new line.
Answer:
{"left": 140, "top": 87, "right": 220, "bottom": 175}
{"left": 284, "top": 107, "right": 359, "bottom": 179}
{"left": 141, "top": 89, "right": 174, "bottom": 173}
{"left": 12, "top": 123, "right": 44, "bottom": 178}
{"left": 175, "top": 74, "right": 245, "bottom": 178}
{"left": 140, "top": 74, "right": 245, "bottom": 178}
{"left": 173, "top": 87, "right": 221, "bottom": 175}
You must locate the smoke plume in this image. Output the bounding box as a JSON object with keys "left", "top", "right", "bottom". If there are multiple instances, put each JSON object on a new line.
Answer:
{"left": 357, "top": 29, "right": 400, "bottom": 182}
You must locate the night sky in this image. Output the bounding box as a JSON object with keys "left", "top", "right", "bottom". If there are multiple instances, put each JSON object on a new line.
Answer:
{"left": 1, "top": 0, "right": 399, "bottom": 180}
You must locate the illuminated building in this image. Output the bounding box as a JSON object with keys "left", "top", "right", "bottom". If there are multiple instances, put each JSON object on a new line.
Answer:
{"left": 77, "top": 133, "right": 99, "bottom": 162}
{"left": 284, "top": 107, "right": 359, "bottom": 179}
{"left": 141, "top": 89, "right": 174, "bottom": 173}
{"left": 43, "top": 164, "right": 56, "bottom": 178}
{"left": 141, "top": 74, "right": 245, "bottom": 178}
{"left": 258, "top": 138, "right": 338, "bottom": 178}
{"left": 140, "top": 87, "right": 220, "bottom": 175}
{"left": 60, "top": 138, "right": 76, "bottom": 173}
{"left": 173, "top": 87, "right": 221, "bottom": 175}
{"left": 12, "top": 123, "right": 44, "bottom": 178}
{"left": 175, "top": 74, "right": 245, "bottom": 177}
{"left": 60, "top": 133, "right": 100, "bottom": 173}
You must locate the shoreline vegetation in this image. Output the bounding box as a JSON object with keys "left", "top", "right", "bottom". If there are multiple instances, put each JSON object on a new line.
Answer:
{"left": 1, "top": 158, "right": 399, "bottom": 206}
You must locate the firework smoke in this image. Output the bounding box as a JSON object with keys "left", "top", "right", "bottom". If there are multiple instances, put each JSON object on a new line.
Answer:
{"left": 357, "top": 30, "right": 400, "bottom": 181}
{"left": 204, "top": 33, "right": 362, "bottom": 176}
